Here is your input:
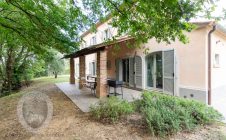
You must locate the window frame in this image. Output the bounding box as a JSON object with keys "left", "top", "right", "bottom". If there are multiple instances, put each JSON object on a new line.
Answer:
{"left": 214, "top": 53, "right": 220, "bottom": 68}
{"left": 103, "top": 28, "right": 111, "bottom": 41}
{"left": 90, "top": 36, "right": 97, "bottom": 46}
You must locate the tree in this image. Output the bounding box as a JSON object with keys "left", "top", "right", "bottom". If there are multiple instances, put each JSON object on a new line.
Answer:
{"left": 47, "top": 51, "right": 65, "bottom": 79}
{"left": 0, "top": 0, "right": 222, "bottom": 97}
{"left": 0, "top": 0, "right": 87, "bottom": 96}
{"left": 0, "top": 0, "right": 88, "bottom": 53}
{"left": 82, "top": 0, "right": 221, "bottom": 45}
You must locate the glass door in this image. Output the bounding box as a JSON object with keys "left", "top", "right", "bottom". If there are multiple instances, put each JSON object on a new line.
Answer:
{"left": 147, "top": 55, "right": 154, "bottom": 87}
{"left": 122, "top": 59, "right": 129, "bottom": 84}
{"left": 156, "top": 52, "right": 163, "bottom": 89}
{"left": 146, "top": 52, "right": 163, "bottom": 89}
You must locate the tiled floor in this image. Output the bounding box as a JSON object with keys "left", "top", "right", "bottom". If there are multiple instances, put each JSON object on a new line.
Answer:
{"left": 56, "top": 82, "right": 142, "bottom": 112}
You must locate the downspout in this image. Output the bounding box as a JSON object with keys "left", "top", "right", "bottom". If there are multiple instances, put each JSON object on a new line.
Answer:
{"left": 208, "top": 24, "right": 216, "bottom": 105}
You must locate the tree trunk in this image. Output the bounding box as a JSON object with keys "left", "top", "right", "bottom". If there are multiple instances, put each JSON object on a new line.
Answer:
{"left": 2, "top": 46, "right": 14, "bottom": 94}
{"left": 54, "top": 72, "right": 58, "bottom": 79}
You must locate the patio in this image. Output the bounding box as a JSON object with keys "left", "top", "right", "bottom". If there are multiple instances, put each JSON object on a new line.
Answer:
{"left": 56, "top": 82, "right": 142, "bottom": 112}
{"left": 212, "top": 87, "right": 226, "bottom": 123}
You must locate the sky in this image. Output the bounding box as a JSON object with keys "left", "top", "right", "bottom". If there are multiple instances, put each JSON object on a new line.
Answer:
{"left": 212, "top": 0, "right": 226, "bottom": 25}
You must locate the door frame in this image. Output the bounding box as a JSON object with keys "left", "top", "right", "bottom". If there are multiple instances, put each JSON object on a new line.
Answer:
{"left": 145, "top": 49, "right": 176, "bottom": 95}
{"left": 145, "top": 52, "right": 162, "bottom": 90}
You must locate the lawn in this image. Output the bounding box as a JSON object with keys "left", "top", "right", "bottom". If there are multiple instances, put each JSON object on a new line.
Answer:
{"left": 0, "top": 75, "right": 226, "bottom": 140}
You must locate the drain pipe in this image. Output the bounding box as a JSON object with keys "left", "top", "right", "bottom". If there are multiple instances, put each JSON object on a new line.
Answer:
{"left": 208, "top": 24, "right": 216, "bottom": 105}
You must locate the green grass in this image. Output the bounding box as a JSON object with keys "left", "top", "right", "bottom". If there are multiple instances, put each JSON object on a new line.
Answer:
{"left": 33, "top": 75, "right": 70, "bottom": 83}
{"left": 0, "top": 75, "right": 69, "bottom": 99}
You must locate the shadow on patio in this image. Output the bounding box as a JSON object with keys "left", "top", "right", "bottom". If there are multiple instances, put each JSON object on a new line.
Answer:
{"left": 56, "top": 82, "right": 142, "bottom": 112}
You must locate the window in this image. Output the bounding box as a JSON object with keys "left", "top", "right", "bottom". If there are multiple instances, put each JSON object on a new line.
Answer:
{"left": 214, "top": 54, "right": 220, "bottom": 68}
{"left": 81, "top": 42, "right": 87, "bottom": 48}
{"left": 90, "top": 36, "right": 96, "bottom": 45}
{"left": 89, "top": 62, "right": 96, "bottom": 76}
{"left": 102, "top": 28, "right": 112, "bottom": 41}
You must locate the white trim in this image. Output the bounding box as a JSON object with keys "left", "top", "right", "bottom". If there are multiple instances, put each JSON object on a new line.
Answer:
{"left": 174, "top": 49, "right": 179, "bottom": 96}
{"left": 173, "top": 49, "right": 177, "bottom": 95}
{"left": 145, "top": 87, "right": 163, "bottom": 92}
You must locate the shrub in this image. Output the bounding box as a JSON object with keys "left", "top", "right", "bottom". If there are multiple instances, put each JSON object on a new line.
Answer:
{"left": 90, "top": 96, "right": 134, "bottom": 123}
{"left": 140, "top": 91, "right": 223, "bottom": 136}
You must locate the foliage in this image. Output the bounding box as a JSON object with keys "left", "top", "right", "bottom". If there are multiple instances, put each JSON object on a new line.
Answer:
{"left": 47, "top": 50, "right": 65, "bottom": 78}
{"left": 0, "top": 0, "right": 88, "bottom": 96}
{"left": 90, "top": 96, "right": 134, "bottom": 123}
{"left": 82, "top": 0, "right": 221, "bottom": 45}
{"left": 0, "top": 0, "right": 88, "bottom": 53}
{"left": 0, "top": 41, "right": 47, "bottom": 96}
{"left": 140, "top": 91, "right": 223, "bottom": 136}
{"left": 0, "top": 0, "right": 222, "bottom": 96}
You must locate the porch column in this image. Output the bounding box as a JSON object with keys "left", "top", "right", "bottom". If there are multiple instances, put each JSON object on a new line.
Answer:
{"left": 96, "top": 50, "right": 108, "bottom": 98}
{"left": 70, "top": 58, "right": 75, "bottom": 84}
{"left": 79, "top": 55, "right": 86, "bottom": 89}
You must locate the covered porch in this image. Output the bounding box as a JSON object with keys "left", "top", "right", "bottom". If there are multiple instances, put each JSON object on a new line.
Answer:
{"left": 56, "top": 82, "right": 142, "bottom": 112}
{"left": 65, "top": 37, "right": 143, "bottom": 99}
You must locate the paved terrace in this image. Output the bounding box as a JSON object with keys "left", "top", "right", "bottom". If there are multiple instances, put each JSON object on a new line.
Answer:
{"left": 56, "top": 82, "right": 142, "bottom": 112}
{"left": 212, "top": 88, "right": 226, "bottom": 123}
{"left": 56, "top": 82, "right": 226, "bottom": 123}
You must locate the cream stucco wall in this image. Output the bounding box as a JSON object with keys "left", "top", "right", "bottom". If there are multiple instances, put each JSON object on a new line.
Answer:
{"left": 81, "top": 19, "right": 119, "bottom": 48}
{"left": 211, "top": 30, "right": 226, "bottom": 89}
{"left": 77, "top": 20, "right": 209, "bottom": 91}
{"left": 74, "top": 53, "right": 96, "bottom": 79}
{"left": 74, "top": 58, "right": 79, "bottom": 78}
{"left": 106, "top": 28, "right": 208, "bottom": 96}
{"left": 74, "top": 18, "right": 226, "bottom": 103}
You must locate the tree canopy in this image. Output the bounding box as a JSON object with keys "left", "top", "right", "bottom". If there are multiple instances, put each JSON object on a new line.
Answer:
{"left": 0, "top": 0, "right": 224, "bottom": 97}
{"left": 82, "top": 0, "right": 221, "bottom": 44}
{"left": 0, "top": 0, "right": 88, "bottom": 53}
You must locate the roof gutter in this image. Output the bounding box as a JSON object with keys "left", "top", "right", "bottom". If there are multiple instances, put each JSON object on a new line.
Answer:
{"left": 208, "top": 24, "right": 216, "bottom": 105}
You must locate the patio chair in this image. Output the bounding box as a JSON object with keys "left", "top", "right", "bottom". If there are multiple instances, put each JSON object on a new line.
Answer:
{"left": 80, "top": 77, "right": 88, "bottom": 88}
{"left": 81, "top": 76, "right": 97, "bottom": 96}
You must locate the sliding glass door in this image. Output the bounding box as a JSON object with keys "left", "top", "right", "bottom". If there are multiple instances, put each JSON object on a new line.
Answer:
{"left": 122, "top": 59, "right": 129, "bottom": 83}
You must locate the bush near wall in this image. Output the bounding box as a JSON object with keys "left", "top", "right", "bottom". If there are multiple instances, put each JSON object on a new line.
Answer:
{"left": 90, "top": 91, "right": 223, "bottom": 136}
{"left": 141, "top": 91, "right": 223, "bottom": 136}
{"left": 90, "top": 96, "right": 134, "bottom": 123}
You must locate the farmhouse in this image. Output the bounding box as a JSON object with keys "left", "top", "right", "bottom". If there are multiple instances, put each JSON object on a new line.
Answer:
{"left": 65, "top": 20, "right": 226, "bottom": 105}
